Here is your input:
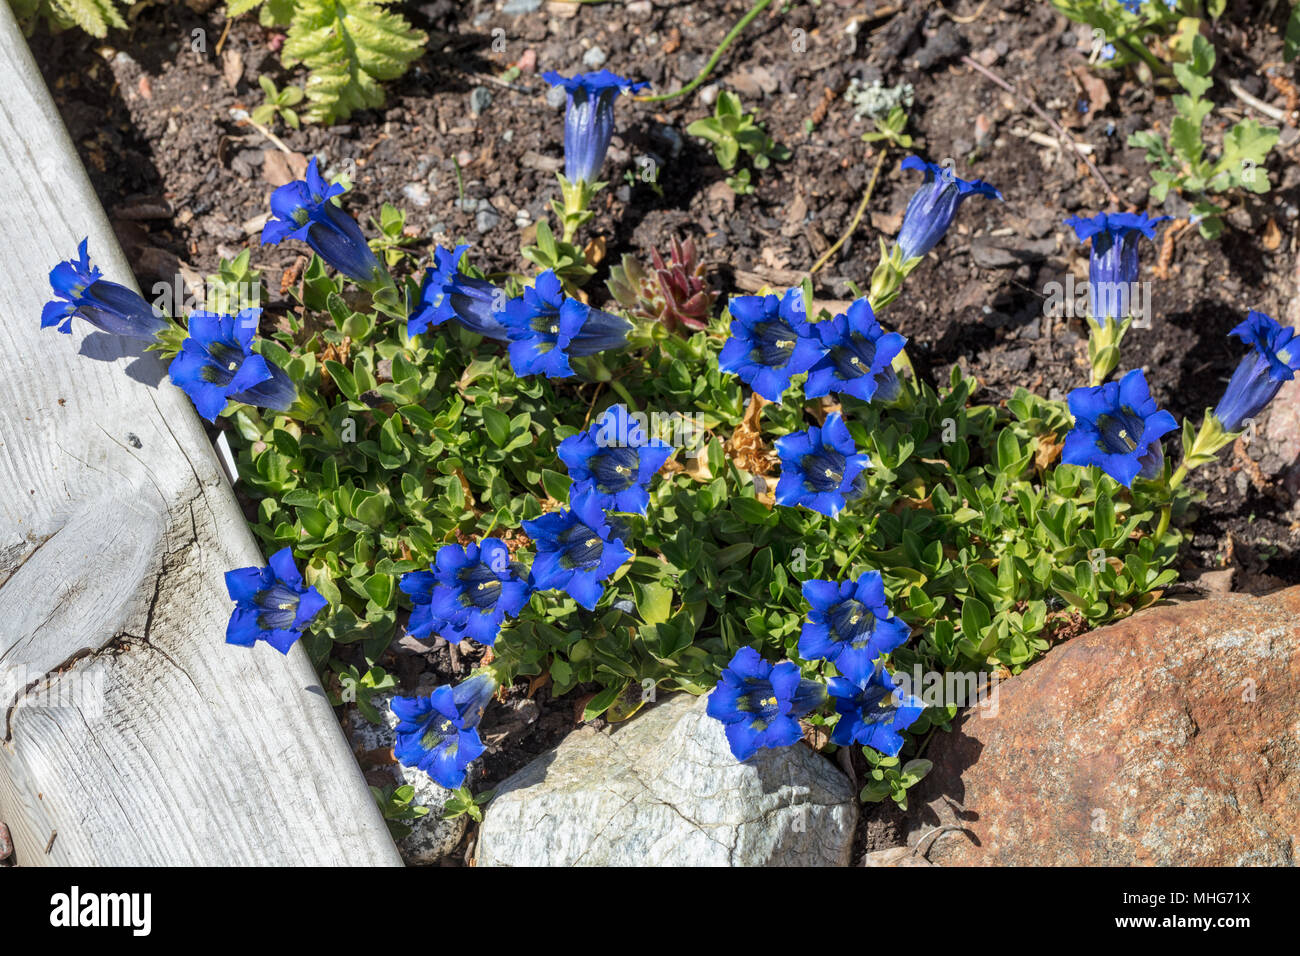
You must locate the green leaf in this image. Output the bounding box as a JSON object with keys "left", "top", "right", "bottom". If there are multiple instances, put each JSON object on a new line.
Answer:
{"left": 481, "top": 406, "right": 511, "bottom": 446}
{"left": 364, "top": 573, "right": 394, "bottom": 608}
{"left": 634, "top": 582, "right": 674, "bottom": 626}
{"left": 582, "top": 683, "right": 626, "bottom": 721}
{"left": 281, "top": 0, "right": 427, "bottom": 124}
{"left": 324, "top": 360, "right": 359, "bottom": 401}
{"left": 540, "top": 469, "right": 570, "bottom": 502}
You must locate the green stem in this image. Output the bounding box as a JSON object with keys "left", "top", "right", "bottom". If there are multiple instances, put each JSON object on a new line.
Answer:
{"left": 1167, "top": 463, "right": 1188, "bottom": 492}
{"left": 607, "top": 376, "right": 639, "bottom": 411}
{"left": 1121, "top": 33, "right": 1169, "bottom": 76}
{"left": 1154, "top": 504, "right": 1172, "bottom": 542}
{"left": 638, "top": 0, "right": 774, "bottom": 103}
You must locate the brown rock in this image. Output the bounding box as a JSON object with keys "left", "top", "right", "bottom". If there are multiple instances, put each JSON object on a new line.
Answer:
{"left": 910, "top": 589, "right": 1300, "bottom": 866}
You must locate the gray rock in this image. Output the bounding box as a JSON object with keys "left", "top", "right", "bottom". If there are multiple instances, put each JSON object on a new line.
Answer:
{"left": 582, "top": 45, "right": 608, "bottom": 69}
{"left": 475, "top": 207, "right": 501, "bottom": 233}
{"left": 476, "top": 693, "right": 857, "bottom": 866}
{"left": 503, "top": 0, "right": 542, "bottom": 13}
{"left": 470, "top": 86, "right": 493, "bottom": 117}
{"left": 402, "top": 182, "right": 431, "bottom": 208}
{"left": 546, "top": 85, "right": 568, "bottom": 110}
{"left": 345, "top": 694, "right": 467, "bottom": 865}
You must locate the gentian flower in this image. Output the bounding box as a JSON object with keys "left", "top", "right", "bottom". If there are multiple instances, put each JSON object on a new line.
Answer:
{"left": 828, "top": 666, "right": 924, "bottom": 758}
{"left": 706, "top": 646, "right": 826, "bottom": 761}
{"left": 806, "top": 297, "right": 906, "bottom": 403}
{"left": 407, "top": 244, "right": 510, "bottom": 341}
{"left": 261, "top": 157, "right": 387, "bottom": 287}
{"left": 450, "top": 670, "right": 499, "bottom": 728}
{"left": 425, "top": 539, "right": 530, "bottom": 646}
{"left": 522, "top": 486, "right": 632, "bottom": 610}
{"left": 1064, "top": 211, "right": 1166, "bottom": 324}
{"left": 168, "top": 309, "right": 296, "bottom": 422}
{"left": 1062, "top": 368, "right": 1178, "bottom": 487}
{"left": 224, "top": 546, "right": 328, "bottom": 654}
{"left": 391, "top": 682, "right": 489, "bottom": 790}
{"left": 558, "top": 404, "right": 673, "bottom": 514}
{"left": 1212, "top": 310, "right": 1300, "bottom": 433}
{"left": 501, "top": 270, "right": 632, "bottom": 378}
{"left": 399, "top": 568, "right": 451, "bottom": 641}
{"left": 798, "top": 571, "right": 911, "bottom": 683}
{"left": 41, "top": 238, "right": 169, "bottom": 341}
{"left": 542, "top": 70, "right": 649, "bottom": 184}
{"left": 896, "top": 156, "right": 1002, "bottom": 260}
{"left": 718, "top": 288, "right": 823, "bottom": 403}
{"left": 775, "top": 412, "right": 870, "bottom": 517}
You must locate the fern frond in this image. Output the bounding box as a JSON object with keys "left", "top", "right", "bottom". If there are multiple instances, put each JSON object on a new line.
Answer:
{"left": 42, "top": 0, "right": 126, "bottom": 38}
{"left": 226, "top": 0, "right": 265, "bottom": 17}
{"left": 281, "top": 0, "right": 425, "bottom": 124}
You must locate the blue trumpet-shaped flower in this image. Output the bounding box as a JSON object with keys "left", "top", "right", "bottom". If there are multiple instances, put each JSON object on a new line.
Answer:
{"left": 1064, "top": 211, "right": 1166, "bottom": 324}
{"left": 806, "top": 298, "right": 907, "bottom": 403}
{"left": 1062, "top": 368, "right": 1178, "bottom": 487}
{"left": 1212, "top": 310, "right": 1300, "bottom": 433}
{"left": 41, "top": 238, "right": 170, "bottom": 341}
{"left": 558, "top": 404, "right": 674, "bottom": 514}
{"left": 501, "top": 270, "right": 632, "bottom": 378}
{"left": 391, "top": 680, "right": 491, "bottom": 790}
{"left": 799, "top": 571, "right": 911, "bottom": 683}
{"left": 706, "top": 647, "right": 826, "bottom": 761}
{"left": 542, "top": 70, "right": 649, "bottom": 184}
{"left": 523, "top": 486, "right": 632, "bottom": 610}
{"left": 407, "top": 244, "right": 510, "bottom": 341}
{"left": 828, "top": 666, "right": 925, "bottom": 758}
{"left": 419, "top": 539, "right": 530, "bottom": 647}
{"left": 718, "top": 288, "right": 824, "bottom": 403}
{"left": 261, "top": 157, "right": 387, "bottom": 287}
{"left": 775, "top": 412, "right": 870, "bottom": 517}
{"left": 449, "top": 671, "right": 499, "bottom": 729}
{"left": 897, "top": 156, "right": 1002, "bottom": 260}
{"left": 168, "top": 309, "right": 296, "bottom": 422}
{"left": 224, "top": 546, "right": 328, "bottom": 654}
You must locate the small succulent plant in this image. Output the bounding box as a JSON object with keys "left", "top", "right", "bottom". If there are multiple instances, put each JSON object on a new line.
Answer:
{"left": 606, "top": 237, "right": 718, "bottom": 335}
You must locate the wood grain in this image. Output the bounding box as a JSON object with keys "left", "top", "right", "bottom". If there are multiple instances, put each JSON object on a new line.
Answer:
{"left": 0, "top": 8, "right": 402, "bottom": 866}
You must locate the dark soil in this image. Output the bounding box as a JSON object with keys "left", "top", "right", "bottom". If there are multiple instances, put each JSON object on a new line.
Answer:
{"left": 29, "top": 0, "right": 1300, "bottom": 864}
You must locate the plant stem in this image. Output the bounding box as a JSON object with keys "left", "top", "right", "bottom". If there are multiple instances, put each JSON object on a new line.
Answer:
{"left": 608, "top": 376, "right": 639, "bottom": 410}
{"left": 638, "top": 0, "right": 774, "bottom": 103}
{"left": 1154, "top": 504, "right": 1171, "bottom": 542}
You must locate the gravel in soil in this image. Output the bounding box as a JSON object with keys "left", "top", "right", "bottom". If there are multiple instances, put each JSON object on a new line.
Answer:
{"left": 29, "top": 0, "right": 1300, "bottom": 863}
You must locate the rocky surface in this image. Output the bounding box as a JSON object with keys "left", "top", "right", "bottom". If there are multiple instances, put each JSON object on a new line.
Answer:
{"left": 475, "top": 692, "right": 857, "bottom": 866}
{"left": 907, "top": 588, "right": 1300, "bottom": 866}
{"left": 345, "top": 693, "right": 467, "bottom": 866}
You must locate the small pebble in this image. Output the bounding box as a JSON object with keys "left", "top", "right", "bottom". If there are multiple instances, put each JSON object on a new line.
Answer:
{"left": 546, "top": 85, "right": 568, "bottom": 110}
{"left": 503, "top": 0, "right": 542, "bottom": 13}
{"left": 476, "top": 207, "right": 501, "bottom": 233}
{"left": 582, "top": 46, "right": 608, "bottom": 69}
{"left": 470, "top": 86, "right": 493, "bottom": 117}
{"left": 699, "top": 83, "right": 719, "bottom": 107}
{"left": 402, "top": 182, "right": 431, "bottom": 208}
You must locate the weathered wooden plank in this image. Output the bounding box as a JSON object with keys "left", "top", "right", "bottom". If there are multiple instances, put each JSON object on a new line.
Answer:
{"left": 0, "top": 8, "right": 402, "bottom": 866}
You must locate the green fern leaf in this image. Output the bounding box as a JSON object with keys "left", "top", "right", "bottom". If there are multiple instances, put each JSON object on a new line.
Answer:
{"left": 46, "top": 0, "right": 126, "bottom": 37}
{"left": 226, "top": 0, "right": 265, "bottom": 17}
{"left": 281, "top": 0, "right": 425, "bottom": 124}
